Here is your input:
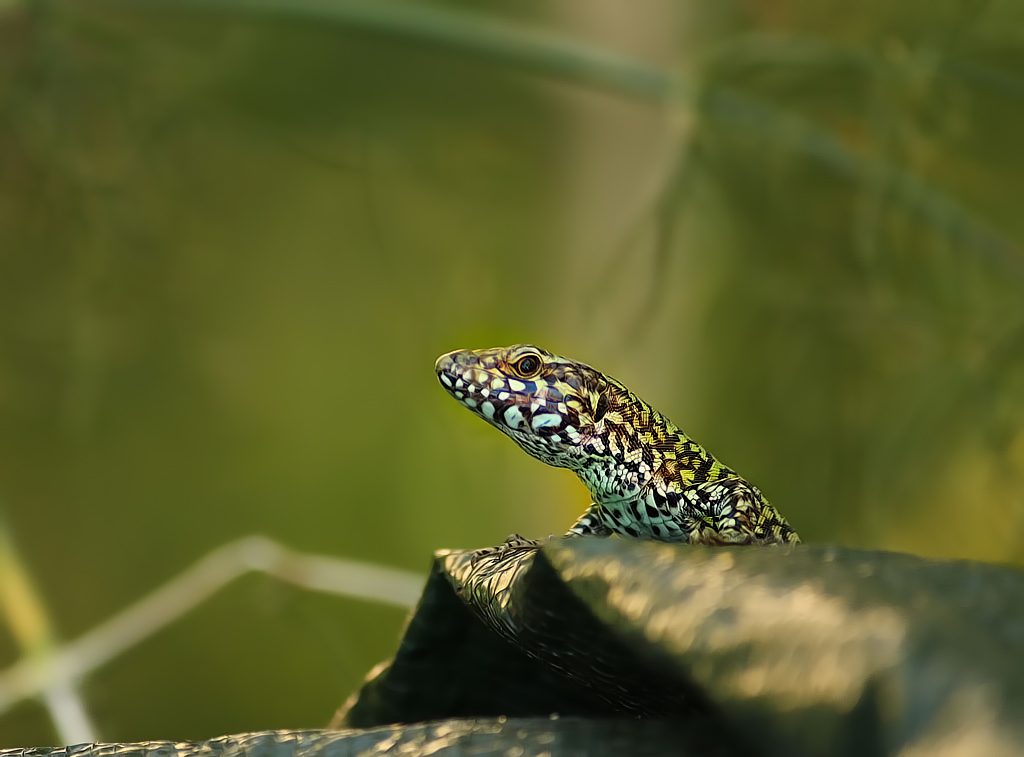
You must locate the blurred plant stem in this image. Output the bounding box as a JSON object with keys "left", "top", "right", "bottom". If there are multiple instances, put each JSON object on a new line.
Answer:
{"left": 0, "top": 511, "right": 96, "bottom": 743}
{"left": 0, "top": 528, "right": 423, "bottom": 741}
{"left": 110, "top": 0, "right": 678, "bottom": 101}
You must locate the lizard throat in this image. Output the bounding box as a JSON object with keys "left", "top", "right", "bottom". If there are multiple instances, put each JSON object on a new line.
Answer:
{"left": 570, "top": 421, "right": 664, "bottom": 505}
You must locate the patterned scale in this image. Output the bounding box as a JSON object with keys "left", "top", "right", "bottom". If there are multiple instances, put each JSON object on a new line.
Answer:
{"left": 435, "top": 344, "right": 799, "bottom": 546}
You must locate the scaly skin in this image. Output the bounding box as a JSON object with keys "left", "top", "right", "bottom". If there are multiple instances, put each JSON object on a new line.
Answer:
{"left": 435, "top": 344, "right": 799, "bottom": 546}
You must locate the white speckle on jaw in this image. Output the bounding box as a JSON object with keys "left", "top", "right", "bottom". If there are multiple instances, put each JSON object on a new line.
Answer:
{"left": 480, "top": 388, "right": 490, "bottom": 398}
{"left": 454, "top": 392, "right": 464, "bottom": 399}
{"left": 550, "top": 434, "right": 560, "bottom": 443}
{"left": 531, "top": 413, "right": 560, "bottom": 430}
{"left": 481, "top": 401, "right": 495, "bottom": 419}
{"left": 556, "top": 402, "right": 567, "bottom": 414}
{"left": 497, "top": 392, "right": 509, "bottom": 401}
{"left": 508, "top": 379, "right": 527, "bottom": 392}
{"left": 454, "top": 378, "right": 465, "bottom": 390}
{"left": 440, "top": 374, "right": 453, "bottom": 388}
{"left": 490, "top": 378, "right": 504, "bottom": 390}
{"left": 465, "top": 398, "right": 478, "bottom": 408}
{"left": 504, "top": 406, "right": 524, "bottom": 429}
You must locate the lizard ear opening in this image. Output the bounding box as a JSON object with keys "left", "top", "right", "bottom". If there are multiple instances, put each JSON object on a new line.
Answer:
{"left": 593, "top": 392, "right": 609, "bottom": 422}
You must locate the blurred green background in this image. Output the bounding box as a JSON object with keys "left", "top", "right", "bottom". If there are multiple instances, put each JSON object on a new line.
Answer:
{"left": 2, "top": 0, "right": 1023, "bottom": 746}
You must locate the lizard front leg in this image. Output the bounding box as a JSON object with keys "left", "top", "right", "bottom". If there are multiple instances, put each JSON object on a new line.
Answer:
{"left": 565, "top": 504, "right": 613, "bottom": 537}
{"left": 680, "top": 478, "right": 799, "bottom": 546}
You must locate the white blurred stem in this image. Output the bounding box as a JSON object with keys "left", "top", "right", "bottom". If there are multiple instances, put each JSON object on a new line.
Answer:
{"left": 0, "top": 534, "right": 424, "bottom": 738}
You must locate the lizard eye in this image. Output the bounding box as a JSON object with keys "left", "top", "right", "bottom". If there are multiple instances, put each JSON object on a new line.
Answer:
{"left": 511, "top": 354, "right": 542, "bottom": 378}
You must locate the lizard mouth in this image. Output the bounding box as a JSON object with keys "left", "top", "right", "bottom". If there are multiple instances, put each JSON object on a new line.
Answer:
{"left": 435, "top": 351, "right": 486, "bottom": 401}
{"left": 435, "top": 350, "right": 569, "bottom": 440}
{"left": 436, "top": 361, "right": 518, "bottom": 424}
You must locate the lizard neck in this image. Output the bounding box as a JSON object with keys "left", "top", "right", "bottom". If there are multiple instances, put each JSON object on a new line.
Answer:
{"left": 572, "top": 382, "right": 735, "bottom": 504}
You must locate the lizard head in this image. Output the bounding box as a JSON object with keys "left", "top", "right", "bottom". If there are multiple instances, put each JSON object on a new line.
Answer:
{"left": 435, "top": 344, "right": 613, "bottom": 469}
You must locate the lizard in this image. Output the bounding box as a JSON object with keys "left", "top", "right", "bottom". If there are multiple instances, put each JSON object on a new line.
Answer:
{"left": 435, "top": 344, "right": 799, "bottom": 546}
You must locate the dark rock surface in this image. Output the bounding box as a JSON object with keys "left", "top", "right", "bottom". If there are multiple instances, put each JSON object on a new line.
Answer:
{"left": 9, "top": 538, "right": 1024, "bottom": 756}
